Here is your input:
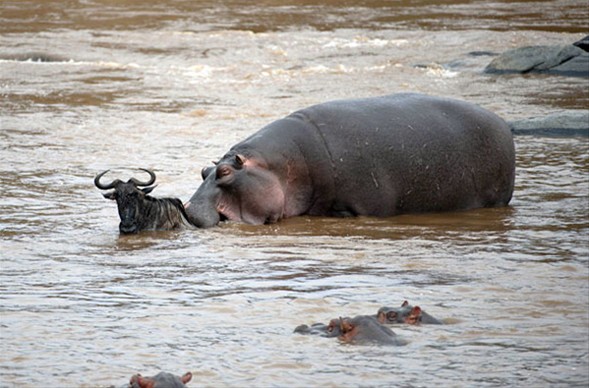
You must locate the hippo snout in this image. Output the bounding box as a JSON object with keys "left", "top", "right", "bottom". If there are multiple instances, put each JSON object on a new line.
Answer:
{"left": 183, "top": 199, "right": 220, "bottom": 228}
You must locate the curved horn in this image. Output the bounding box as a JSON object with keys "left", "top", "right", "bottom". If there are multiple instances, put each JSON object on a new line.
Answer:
{"left": 129, "top": 168, "right": 156, "bottom": 187}
{"left": 94, "top": 170, "right": 121, "bottom": 190}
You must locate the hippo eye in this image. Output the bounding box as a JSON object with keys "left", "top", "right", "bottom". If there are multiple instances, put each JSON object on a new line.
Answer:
{"left": 387, "top": 312, "right": 397, "bottom": 320}
{"left": 216, "top": 165, "right": 233, "bottom": 179}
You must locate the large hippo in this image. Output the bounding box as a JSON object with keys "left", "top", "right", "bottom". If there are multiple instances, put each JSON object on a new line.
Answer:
{"left": 185, "top": 93, "right": 515, "bottom": 228}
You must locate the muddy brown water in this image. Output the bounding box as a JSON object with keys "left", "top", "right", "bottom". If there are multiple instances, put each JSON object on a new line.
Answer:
{"left": 1, "top": 1, "right": 588, "bottom": 387}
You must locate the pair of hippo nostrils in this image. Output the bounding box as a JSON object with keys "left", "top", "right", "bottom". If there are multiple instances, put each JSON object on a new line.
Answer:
{"left": 96, "top": 93, "right": 516, "bottom": 233}
{"left": 295, "top": 301, "right": 442, "bottom": 346}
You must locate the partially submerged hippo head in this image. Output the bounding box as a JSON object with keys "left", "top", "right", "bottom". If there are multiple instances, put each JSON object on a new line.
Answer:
{"left": 129, "top": 371, "right": 192, "bottom": 388}
{"left": 377, "top": 301, "right": 443, "bottom": 325}
{"left": 295, "top": 315, "right": 404, "bottom": 345}
{"left": 184, "top": 152, "right": 286, "bottom": 228}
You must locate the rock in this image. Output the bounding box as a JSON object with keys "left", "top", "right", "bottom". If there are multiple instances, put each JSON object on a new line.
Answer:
{"left": 484, "top": 44, "right": 588, "bottom": 77}
{"left": 573, "top": 35, "right": 589, "bottom": 52}
{"left": 509, "top": 111, "right": 589, "bottom": 137}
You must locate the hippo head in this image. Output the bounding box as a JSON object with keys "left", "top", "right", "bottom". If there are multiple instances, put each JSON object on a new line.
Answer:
{"left": 377, "top": 301, "right": 424, "bottom": 325}
{"left": 184, "top": 152, "right": 285, "bottom": 228}
{"left": 129, "top": 371, "right": 192, "bottom": 388}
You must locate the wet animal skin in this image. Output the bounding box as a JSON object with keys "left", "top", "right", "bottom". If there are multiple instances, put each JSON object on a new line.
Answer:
{"left": 95, "top": 169, "right": 190, "bottom": 234}
{"left": 128, "top": 371, "right": 192, "bottom": 388}
{"left": 377, "top": 301, "right": 443, "bottom": 325}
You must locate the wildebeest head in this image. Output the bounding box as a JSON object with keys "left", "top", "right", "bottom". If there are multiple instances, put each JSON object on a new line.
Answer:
{"left": 94, "top": 169, "right": 157, "bottom": 234}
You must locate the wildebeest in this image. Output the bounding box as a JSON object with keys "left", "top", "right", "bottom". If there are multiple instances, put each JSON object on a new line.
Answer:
{"left": 94, "top": 169, "right": 190, "bottom": 234}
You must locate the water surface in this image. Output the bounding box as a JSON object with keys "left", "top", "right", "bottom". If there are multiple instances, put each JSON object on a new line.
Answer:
{"left": 1, "top": 1, "right": 588, "bottom": 387}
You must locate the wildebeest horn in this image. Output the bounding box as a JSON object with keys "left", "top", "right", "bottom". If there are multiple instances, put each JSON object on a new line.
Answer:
{"left": 94, "top": 170, "right": 122, "bottom": 190}
{"left": 129, "top": 168, "right": 156, "bottom": 187}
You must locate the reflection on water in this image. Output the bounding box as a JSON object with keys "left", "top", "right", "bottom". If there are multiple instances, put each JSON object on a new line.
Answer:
{"left": 1, "top": 0, "right": 588, "bottom": 387}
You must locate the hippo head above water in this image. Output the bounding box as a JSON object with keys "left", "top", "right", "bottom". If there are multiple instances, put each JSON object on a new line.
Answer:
{"left": 295, "top": 315, "right": 405, "bottom": 345}
{"left": 128, "top": 371, "right": 192, "bottom": 388}
{"left": 377, "top": 300, "right": 443, "bottom": 325}
{"left": 184, "top": 152, "right": 286, "bottom": 228}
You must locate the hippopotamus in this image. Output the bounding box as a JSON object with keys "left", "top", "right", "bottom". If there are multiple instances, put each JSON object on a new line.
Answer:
{"left": 184, "top": 93, "right": 515, "bottom": 228}
{"left": 127, "top": 371, "right": 192, "bottom": 388}
{"left": 295, "top": 315, "right": 405, "bottom": 345}
{"left": 377, "top": 301, "right": 443, "bottom": 325}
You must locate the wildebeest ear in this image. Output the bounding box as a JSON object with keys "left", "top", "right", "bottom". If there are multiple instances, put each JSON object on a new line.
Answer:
{"left": 376, "top": 311, "right": 386, "bottom": 324}
{"left": 202, "top": 166, "right": 215, "bottom": 180}
{"left": 103, "top": 191, "right": 116, "bottom": 200}
{"left": 141, "top": 186, "right": 156, "bottom": 195}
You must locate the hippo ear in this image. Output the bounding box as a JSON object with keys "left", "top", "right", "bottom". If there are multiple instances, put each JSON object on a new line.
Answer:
{"left": 181, "top": 372, "right": 193, "bottom": 384}
{"left": 202, "top": 166, "right": 215, "bottom": 180}
{"left": 340, "top": 318, "right": 354, "bottom": 334}
{"left": 401, "top": 300, "right": 409, "bottom": 307}
{"left": 234, "top": 154, "right": 245, "bottom": 168}
{"left": 376, "top": 311, "right": 386, "bottom": 324}
{"left": 103, "top": 191, "right": 116, "bottom": 200}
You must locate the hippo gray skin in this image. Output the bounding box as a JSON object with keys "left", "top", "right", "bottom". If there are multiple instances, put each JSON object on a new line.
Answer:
{"left": 185, "top": 93, "right": 515, "bottom": 228}
{"left": 377, "top": 301, "right": 443, "bottom": 325}
{"left": 127, "top": 371, "right": 192, "bottom": 388}
{"left": 295, "top": 315, "right": 405, "bottom": 345}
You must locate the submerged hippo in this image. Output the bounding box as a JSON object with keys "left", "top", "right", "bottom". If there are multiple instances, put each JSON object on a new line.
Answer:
{"left": 377, "top": 301, "right": 443, "bottom": 325}
{"left": 185, "top": 93, "right": 515, "bottom": 227}
{"left": 295, "top": 315, "right": 405, "bottom": 345}
{"left": 127, "top": 371, "right": 192, "bottom": 388}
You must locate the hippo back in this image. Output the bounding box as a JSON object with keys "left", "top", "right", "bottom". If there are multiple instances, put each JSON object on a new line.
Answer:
{"left": 285, "top": 93, "right": 515, "bottom": 216}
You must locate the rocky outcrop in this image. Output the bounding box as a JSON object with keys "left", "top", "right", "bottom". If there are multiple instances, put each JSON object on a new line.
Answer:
{"left": 485, "top": 44, "right": 588, "bottom": 76}
{"left": 484, "top": 36, "right": 589, "bottom": 77}
{"left": 509, "top": 111, "right": 589, "bottom": 137}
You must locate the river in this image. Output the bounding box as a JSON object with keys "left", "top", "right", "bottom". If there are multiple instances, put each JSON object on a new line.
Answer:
{"left": 1, "top": 1, "right": 588, "bottom": 387}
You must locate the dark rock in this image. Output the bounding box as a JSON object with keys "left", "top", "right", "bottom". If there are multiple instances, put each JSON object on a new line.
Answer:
{"left": 509, "top": 111, "right": 589, "bottom": 137}
{"left": 573, "top": 35, "right": 589, "bottom": 52}
{"left": 468, "top": 51, "right": 497, "bottom": 57}
{"left": 484, "top": 44, "right": 585, "bottom": 75}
